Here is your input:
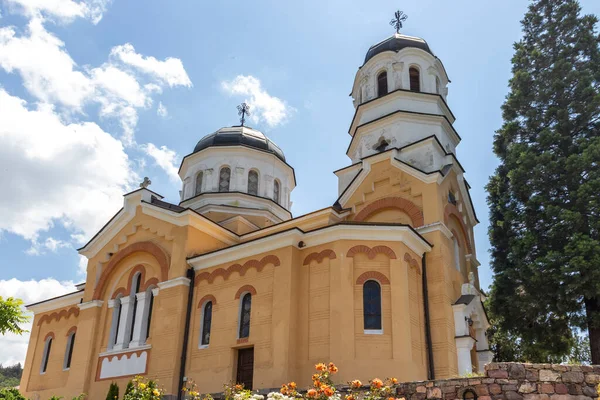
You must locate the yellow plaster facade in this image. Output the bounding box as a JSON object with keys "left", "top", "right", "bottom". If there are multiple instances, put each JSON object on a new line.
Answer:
{"left": 20, "top": 30, "right": 492, "bottom": 400}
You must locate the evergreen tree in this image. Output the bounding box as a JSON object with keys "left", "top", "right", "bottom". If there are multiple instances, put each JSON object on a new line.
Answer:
{"left": 124, "top": 381, "right": 134, "bottom": 397}
{"left": 106, "top": 382, "right": 119, "bottom": 400}
{"left": 487, "top": 0, "right": 600, "bottom": 362}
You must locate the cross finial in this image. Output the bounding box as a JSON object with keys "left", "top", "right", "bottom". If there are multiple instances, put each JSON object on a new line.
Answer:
{"left": 390, "top": 10, "right": 408, "bottom": 34}
{"left": 237, "top": 103, "right": 251, "bottom": 127}
{"left": 139, "top": 177, "right": 151, "bottom": 189}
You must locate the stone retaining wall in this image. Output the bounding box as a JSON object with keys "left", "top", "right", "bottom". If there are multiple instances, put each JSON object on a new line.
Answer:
{"left": 395, "top": 363, "right": 600, "bottom": 400}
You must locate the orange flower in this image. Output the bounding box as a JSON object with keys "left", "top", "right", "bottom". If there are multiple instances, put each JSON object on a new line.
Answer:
{"left": 315, "top": 363, "right": 327, "bottom": 372}
{"left": 345, "top": 395, "right": 355, "bottom": 400}
{"left": 388, "top": 397, "right": 396, "bottom": 400}
{"left": 312, "top": 374, "right": 320, "bottom": 381}
{"left": 235, "top": 384, "right": 244, "bottom": 391}
{"left": 372, "top": 379, "right": 384, "bottom": 389}
{"left": 350, "top": 380, "right": 362, "bottom": 389}
{"left": 314, "top": 380, "right": 322, "bottom": 388}
{"left": 323, "top": 387, "right": 335, "bottom": 397}
{"left": 391, "top": 378, "right": 398, "bottom": 385}
{"left": 307, "top": 389, "right": 318, "bottom": 398}
{"left": 289, "top": 382, "right": 297, "bottom": 389}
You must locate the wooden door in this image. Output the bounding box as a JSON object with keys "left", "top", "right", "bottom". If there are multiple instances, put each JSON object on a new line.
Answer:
{"left": 236, "top": 348, "right": 254, "bottom": 390}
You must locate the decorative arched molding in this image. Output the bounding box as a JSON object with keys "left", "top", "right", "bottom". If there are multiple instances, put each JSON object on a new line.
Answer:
{"left": 444, "top": 204, "right": 473, "bottom": 253}
{"left": 450, "top": 229, "right": 461, "bottom": 247}
{"left": 195, "top": 255, "right": 280, "bottom": 285}
{"left": 37, "top": 307, "right": 80, "bottom": 326}
{"left": 197, "top": 294, "right": 217, "bottom": 308}
{"left": 403, "top": 253, "right": 421, "bottom": 274}
{"left": 93, "top": 241, "right": 170, "bottom": 300}
{"left": 44, "top": 332, "right": 55, "bottom": 341}
{"left": 353, "top": 196, "right": 424, "bottom": 226}
{"left": 66, "top": 326, "right": 77, "bottom": 336}
{"left": 303, "top": 249, "right": 336, "bottom": 265}
{"left": 234, "top": 285, "right": 257, "bottom": 299}
{"left": 346, "top": 245, "right": 397, "bottom": 260}
{"left": 110, "top": 265, "right": 160, "bottom": 299}
{"left": 142, "top": 278, "right": 159, "bottom": 292}
{"left": 356, "top": 271, "right": 390, "bottom": 285}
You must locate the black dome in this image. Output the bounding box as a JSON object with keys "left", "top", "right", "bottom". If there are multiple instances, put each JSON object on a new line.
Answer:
{"left": 193, "top": 126, "right": 286, "bottom": 162}
{"left": 364, "top": 34, "right": 433, "bottom": 65}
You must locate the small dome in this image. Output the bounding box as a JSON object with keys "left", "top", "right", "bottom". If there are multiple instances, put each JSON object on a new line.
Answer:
{"left": 364, "top": 33, "right": 433, "bottom": 65}
{"left": 193, "top": 126, "right": 286, "bottom": 162}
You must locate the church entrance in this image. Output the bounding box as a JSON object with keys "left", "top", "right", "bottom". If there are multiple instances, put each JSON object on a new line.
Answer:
{"left": 236, "top": 348, "right": 254, "bottom": 390}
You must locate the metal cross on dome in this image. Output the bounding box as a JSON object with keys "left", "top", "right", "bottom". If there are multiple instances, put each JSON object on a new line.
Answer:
{"left": 139, "top": 177, "right": 151, "bottom": 188}
{"left": 237, "top": 103, "right": 251, "bottom": 127}
{"left": 390, "top": 10, "right": 408, "bottom": 34}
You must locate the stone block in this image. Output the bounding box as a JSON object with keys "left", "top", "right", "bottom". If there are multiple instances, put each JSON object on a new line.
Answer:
{"left": 540, "top": 384, "right": 555, "bottom": 394}
{"left": 526, "top": 370, "right": 540, "bottom": 381}
{"left": 582, "top": 366, "right": 594, "bottom": 373}
{"left": 505, "top": 391, "right": 524, "bottom": 400}
{"left": 417, "top": 386, "right": 427, "bottom": 393}
{"left": 540, "top": 370, "right": 561, "bottom": 382}
{"left": 427, "top": 387, "right": 442, "bottom": 399}
{"left": 582, "top": 385, "right": 597, "bottom": 398}
{"left": 442, "top": 386, "right": 457, "bottom": 394}
{"left": 519, "top": 383, "right": 537, "bottom": 394}
{"left": 427, "top": 382, "right": 434, "bottom": 388}
{"left": 503, "top": 385, "right": 519, "bottom": 392}
{"left": 469, "top": 380, "right": 482, "bottom": 386}
{"left": 585, "top": 374, "right": 600, "bottom": 384}
{"left": 484, "top": 379, "right": 496, "bottom": 384}
{"left": 497, "top": 380, "right": 510, "bottom": 385}
{"left": 489, "top": 370, "right": 510, "bottom": 379}
{"left": 489, "top": 384, "right": 502, "bottom": 395}
{"left": 510, "top": 364, "right": 527, "bottom": 380}
{"left": 563, "top": 371, "right": 585, "bottom": 383}
{"left": 492, "top": 395, "right": 507, "bottom": 400}
{"left": 555, "top": 384, "right": 568, "bottom": 395}
{"left": 476, "top": 385, "right": 490, "bottom": 396}
{"left": 443, "top": 393, "right": 456, "bottom": 400}
{"left": 524, "top": 395, "right": 549, "bottom": 400}
{"left": 567, "top": 384, "right": 583, "bottom": 395}
{"left": 479, "top": 396, "right": 492, "bottom": 400}
{"left": 571, "top": 366, "right": 582, "bottom": 372}
{"left": 552, "top": 365, "right": 568, "bottom": 372}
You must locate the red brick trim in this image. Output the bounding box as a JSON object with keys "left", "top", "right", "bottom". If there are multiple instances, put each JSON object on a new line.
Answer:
{"left": 403, "top": 253, "right": 421, "bottom": 273}
{"left": 303, "top": 249, "right": 336, "bottom": 265}
{"left": 142, "top": 277, "right": 159, "bottom": 291}
{"left": 66, "top": 326, "right": 77, "bottom": 336}
{"left": 444, "top": 204, "right": 473, "bottom": 253}
{"left": 353, "top": 196, "right": 424, "bottom": 227}
{"left": 197, "top": 294, "right": 217, "bottom": 308}
{"left": 111, "top": 287, "right": 127, "bottom": 300}
{"left": 237, "top": 338, "right": 249, "bottom": 344}
{"left": 37, "top": 307, "right": 80, "bottom": 326}
{"left": 93, "top": 241, "right": 170, "bottom": 300}
{"left": 195, "top": 255, "right": 281, "bottom": 285}
{"left": 346, "top": 245, "right": 397, "bottom": 259}
{"left": 450, "top": 229, "right": 461, "bottom": 247}
{"left": 110, "top": 265, "right": 159, "bottom": 299}
{"left": 234, "top": 285, "right": 257, "bottom": 299}
{"left": 356, "top": 271, "right": 390, "bottom": 285}
{"left": 44, "top": 332, "right": 55, "bottom": 341}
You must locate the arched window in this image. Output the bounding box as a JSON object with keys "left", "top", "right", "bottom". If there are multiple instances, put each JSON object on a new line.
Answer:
{"left": 63, "top": 331, "right": 75, "bottom": 370}
{"left": 453, "top": 237, "right": 461, "bottom": 272}
{"left": 248, "top": 170, "right": 259, "bottom": 196}
{"left": 377, "top": 71, "right": 388, "bottom": 97}
{"left": 200, "top": 301, "right": 213, "bottom": 347}
{"left": 111, "top": 296, "right": 123, "bottom": 347}
{"left": 436, "top": 76, "right": 441, "bottom": 94}
{"left": 40, "top": 336, "right": 52, "bottom": 374}
{"left": 145, "top": 289, "right": 154, "bottom": 341}
{"left": 363, "top": 280, "right": 382, "bottom": 331}
{"left": 409, "top": 67, "right": 420, "bottom": 92}
{"left": 448, "top": 191, "right": 457, "bottom": 205}
{"left": 195, "top": 171, "right": 203, "bottom": 196}
{"left": 129, "top": 273, "right": 142, "bottom": 342}
{"left": 273, "top": 180, "right": 280, "bottom": 204}
{"left": 238, "top": 293, "right": 252, "bottom": 339}
{"left": 219, "top": 167, "right": 231, "bottom": 192}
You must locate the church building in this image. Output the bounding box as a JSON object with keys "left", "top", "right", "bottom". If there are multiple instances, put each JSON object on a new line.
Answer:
{"left": 20, "top": 25, "right": 492, "bottom": 400}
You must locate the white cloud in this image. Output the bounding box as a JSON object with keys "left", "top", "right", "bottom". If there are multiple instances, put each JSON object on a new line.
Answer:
{"left": 78, "top": 255, "right": 88, "bottom": 275}
{"left": 110, "top": 43, "right": 192, "bottom": 88}
{"left": 26, "top": 237, "right": 71, "bottom": 256}
{"left": 3, "top": 0, "right": 111, "bottom": 24}
{"left": 142, "top": 143, "right": 180, "bottom": 183}
{"left": 0, "top": 88, "right": 137, "bottom": 241}
{"left": 157, "top": 101, "right": 168, "bottom": 118}
{"left": 221, "top": 75, "right": 293, "bottom": 127}
{"left": 0, "top": 278, "right": 76, "bottom": 366}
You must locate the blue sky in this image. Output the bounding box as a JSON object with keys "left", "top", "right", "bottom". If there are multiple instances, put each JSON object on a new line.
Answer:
{"left": 0, "top": 0, "right": 599, "bottom": 365}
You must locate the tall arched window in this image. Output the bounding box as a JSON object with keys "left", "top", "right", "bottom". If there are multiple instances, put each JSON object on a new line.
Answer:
{"left": 200, "top": 301, "right": 213, "bottom": 347}
{"left": 63, "top": 331, "right": 75, "bottom": 370}
{"left": 453, "top": 237, "right": 461, "bottom": 272}
{"left": 195, "top": 171, "right": 203, "bottom": 196}
{"left": 145, "top": 289, "right": 154, "bottom": 341}
{"left": 129, "top": 273, "right": 142, "bottom": 342}
{"left": 40, "top": 336, "right": 53, "bottom": 374}
{"left": 409, "top": 67, "right": 420, "bottom": 92}
{"left": 436, "top": 76, "right": 441, "bottom": 94}
{"left": 248, "top": 170, "right": 259, "bottom": 196}
{"left": 111, "top": 296, "right": 123, "bottom": 347}
{"left": 273, "top": 180, "right": 280, "bottom": 204}
{"left": 377, "top": 71, "right": 388, "bottom": 97}
{"left": 363, "top": 280, "right": 382, "bottom": 331}
{"left": 219, "top": 167, "right": 231, "bottom": 192}
{"left": 238, "top": 293, "right": 252, "bottom": 339}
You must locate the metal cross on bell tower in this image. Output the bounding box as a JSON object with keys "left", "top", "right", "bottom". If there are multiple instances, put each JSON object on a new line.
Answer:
{"left": 390, "top": 10, "right": 408, "bottom": 34}
{"left": 237, "top": 103, "right": 251, "bottom": 127}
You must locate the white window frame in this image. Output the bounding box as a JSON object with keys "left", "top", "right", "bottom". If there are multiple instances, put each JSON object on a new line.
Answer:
{"left": 198, "top": 300, "right": 213, "bottom": 349}
{"left": 237, "top": 292, "right": 252, "bottom": 339}
{"left": 362, "top": 279, "right": 383, "bottom": 335}
{"left": 63, "top": 331, "right": 75, "bottom": 370}
{"left": 40, "top": 336, "right": 52, "bottom": 375}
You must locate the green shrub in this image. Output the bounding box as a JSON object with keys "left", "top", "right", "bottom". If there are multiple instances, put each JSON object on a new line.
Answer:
{"left": 0, "top": 388, "right": 26, "bottom": 400}
{"left": 106, "top": 382, "right": 119, "bottom": 400}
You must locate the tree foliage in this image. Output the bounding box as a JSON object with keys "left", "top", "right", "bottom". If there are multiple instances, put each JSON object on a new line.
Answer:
{"left": 106, "top": 382, "right": 119, "bottom": 400}
{"left": 0, "top": 298, "right": 29, "bottom": 336}
{"left": 0, "top": 364, "right": 22, "bottom": 389}
{"left": 0, "top": 388, "right": 26, "bottom": 400}
{"left": 487, "top": 0, "right": 600, "bottom": 362}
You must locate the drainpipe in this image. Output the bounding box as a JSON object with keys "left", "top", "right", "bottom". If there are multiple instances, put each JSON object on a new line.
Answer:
{"left": 178, "top": 268, "right": 195, "bottom": 400}
{"left": 422, "top": 253, "right": 435, "bottom": 380}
